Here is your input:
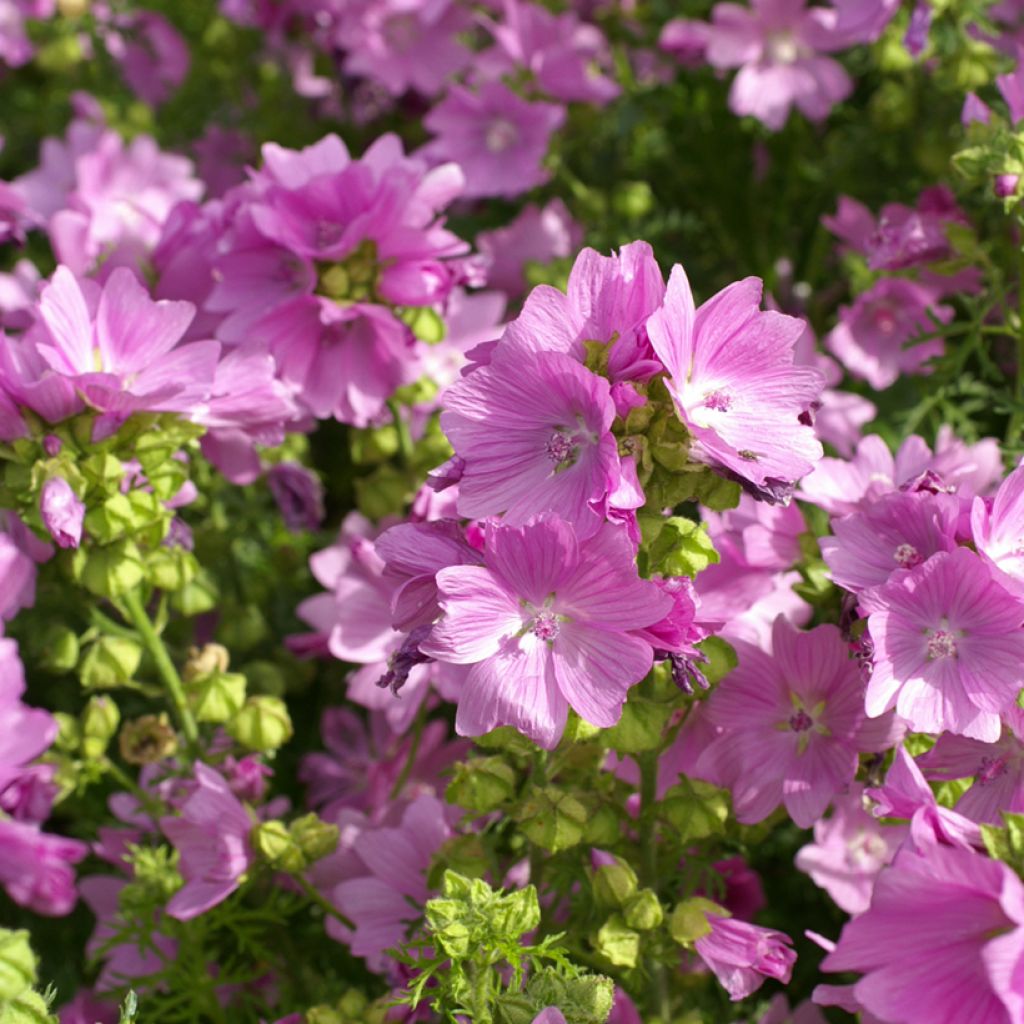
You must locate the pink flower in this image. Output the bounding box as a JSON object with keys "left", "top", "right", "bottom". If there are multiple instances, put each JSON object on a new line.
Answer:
{"left": 972, "top": 464, "right": 1024, "bottom": 597}
{"left": 821, "top": 489, "right": 960, "bottom": 595}
{"left": 821, "top": 841, "right": 1024, "bottom": 1024}
{"left": 648, "top": 266, "right": 825, "bottom": 502}
{"left": 479, "top": 0, "right": 620, "bottom": 105}
{"left": 0, "top": 266, "right": 219, "bottom": 432}
{"left": 476, "top": 199, "right": 582, "bottom": 300}
{"left": 0, "top": 815, "right": 88, "bottom": 916}
{"left": 918, "top": 708, "right": 1024, "bottom": 824}
{"left": 795, "top": 784, "right": 904, "bottom": 914}
{"left": 694, "top": 914, "right": 796, "bottom": 1000}
{"left": 421, "top": 518, "right": 672, "bottom": 749}
{"left": 799, "top": 430, "right": 1002, "bottom": 516}
{"left": 267, "top": 463, "right": 325, "bottom": 532}
{"left": 864, "top": 548, "right": 1024, "bottom": 741}
{"left": 705, "top": 0, "right": 853, "bottom": 131}
{"left": 102, "top": 10, "right": 190, "bottom": 107}
{"left": 0, "top": 528, "right": 38, "bottom": 622}
{"left": 999, "top": 59, "right": 1024, "bottom": 124}
{"left": 696, "top": 618, "right": 897, "bottom": 827}
{"left": 336, "top": 0, "right": 471, "bottom": 97}
{"left": 441, "top": 349, "right": 620, "bottom": 535}
{"left": 331, "top": 795, "right": 452, "bottom": 969}
{"left": 824, "top": 278, "right": 950, "bottom": 389}
{"left": 659, "top": 18, "right": 712, "bottom": 65}
{"left": 40, "top": 476, "right": 85, "bottom": 549}
{"left": 422, "top": 82, "right": 566, "bottom": 199}
{"left": 161, "top": 762, "right": 254, "bottom": 920}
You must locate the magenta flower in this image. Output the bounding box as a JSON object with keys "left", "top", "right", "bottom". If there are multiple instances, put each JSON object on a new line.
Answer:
{"left": 0, "top": 815, "right": 88, "bottom": 916}
{"left": 0, "top": 527, "right": 39, "bottom": 623}
{"left": 40, "top": 477, "right": 85, "bottom": 549}
{"left": 821, "top": 489, "right": 960, "bottom": 595}
{"left": 441, "top": 350, "right": 620, "bottom": 535}
{"left": 705, "top": 0, "right": 853, "bottom": 131}
{"left": 421, "top": 518, "right": 672, "bottom": 749}
{"left": 696, "top": 618, "right": 898, "bottom": 827}
{"left": 648, "top": 266, "right": 825, "bottom": 501}
{"left": 795, "top": 784, "right": 904, "bottom": 914}
{"left": 865, "top": 548, "right": 1024, "bottom": 741}
{"left": 799, "top": 429, "right": 1002, "bottom": 516}
{"left": 972, "top": 464, "right": 1024, "bottom": 597}
{"left": 918, "top": 709, "right": 1024, "bottom": 824}
{"left": 824, "top": 278, "right": 950, "bottom": 390}
{"left": 1, "top": 265, "right": 219, "bottom": 431}
{"left": 336, "top": 0, "right": 471, "bottom": 97}
{"left": 694, "top": 914, "right": 796, "bottom": 1001}
{"left": 267, "top": 463, "right": 325, "bottom": 532}
{"left": 821, "top": 841, "right": 1024, "bottom": 1024}
{"left": 531, "top": 1011, "right": 567, "bottom": 1024}
{"left": 422, "top": 82, "right": 566, "bottom": 199}
{"left": 479, "top": 0, "right": 620, "bottom": 106}
{"left": 161, "top": 762, "right": 254, "bottom": 920}
{"left": 103, "top": 10, "right": 190, "bottom": 107}
{"left": 476, "top": 199, "right": 582, "bottom": 300}
{"left": 331, "top": 795, "right": 452, "bottom": 970}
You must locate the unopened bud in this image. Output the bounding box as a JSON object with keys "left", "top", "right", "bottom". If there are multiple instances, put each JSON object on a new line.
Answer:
{"left": 119, "top": 714, "right": 177, "bottom": 765}
{"left": 290, "top": 813, "right": 339, "bottom": 863}
{"left": 81, "top": 696, "right": 120, "bottom": 759}
{"left": 40, "top": 477, "right": 84, "bottom": 549}
{"left": 183, "top": 644, "right": 230, "bottom": 681}
{"left": 228, "top": 696, "right": 293, "bottom": 752}
{"left": 251, "top": 820, "right": 305, "bottom": 873}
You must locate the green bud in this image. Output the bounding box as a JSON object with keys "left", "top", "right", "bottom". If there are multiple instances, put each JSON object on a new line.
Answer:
{"left": 81, "top": 696, "right": 121, "bottom": 759}
{"left": 593, "top": 913, "right": 640, "bottom": 968}
{"left": 306, "top": 1007, "right": 343, "bottom": 1024}
{"left": 51, "top": 715, "right": 80, "bottom": 756}
{"left": 604, "top": 696, "right": 671, "bottom": 754}
{"left": 252, "top": 820, "right": 306, "bottom": 873}
{"left": 668, "top": 897, "right": 728, "bottom": 945}
{"left": 119, "top": 846, "right": 182, "bottom": 912}
{"left": 613, "top": 181, "right": 654, "bottom": 219}
{"left": 78, "top": 636, "right": 143, "bottom": 691}
{"left": 228, "top": 696, "right": 294, "bottom": 751}
{"left": 661, "top": 778, "right": 730, "bottom": 843}
{"left": 172, "top": 570, "right": 220, "bottom": 617}
{"left": 446, "top": 757, "right": 517, "bottom": 814}
{"left": 35, "top": 625, "right": 79, "bottom": 674}
{"left": 0, "top": 930, "right": 36, "bottom": 1002}
{"left": 582, "top": 803, "right": 620, "bottom": 847}
{"left": 527, "top": 970, "right": 615, "bottom": 1024}
{"left": 647, "top": 517, "right": 719, "bottom": 578}
{"left": 591, "top": 858, "right": 638, "bottom": 909}
{"left": 623, "top": 888, "right": 663, "bottom": 931}
{"left": 188, "top": 671, "right": 247, "bottom": 724}
{"left": 0, "top": 987, "right": 57, "bottom": 1024}
{"left": 516, "top": 786, "right": 587, "bottom": 852}
{"left": 75, "top": 540, "right": 146, "bottom": 598}
{"left": 290, "top": 813, "right": 339, "bottom": 863}
{"left": 145, "top": 548, "right": 198, "bottom": 592}
{"left": 401, "top": 306, "right": 446, "bottom": 344}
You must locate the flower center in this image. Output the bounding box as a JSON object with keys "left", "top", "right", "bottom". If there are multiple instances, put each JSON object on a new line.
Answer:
{"left": 546, "top": 430, "right": 581, "bottom": 468}
{"left": 789, "top": 709, "right": 813, "bottom": 732}
{"left": 873, "top": 307, "right": 898, "bottom": 334}
{"left": 766, "top": 30, "right": 800, "bottom": 64}
{"left": 703, "top": 388, "right": 732, "bottom": 413}
{"left": 977, "top": 754, "right": 1010, "bottom": 785}
{"left": 485, "top": 118, "right": 519, "bottom": 153}
{"left": 894, "top": 543, "right": 922, "bottom": 569}
{"left": 531, "top": 610, "right": 561, "bottom": 642}
{"left": 926, "top": 628, "right": 958, "bottom": 660}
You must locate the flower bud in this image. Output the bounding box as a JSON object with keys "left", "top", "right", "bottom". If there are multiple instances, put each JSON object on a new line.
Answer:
{"left": 80, "top": 696, "right": 120, "bottom": 759}
{"left": 0, "top": 929, "right": 37, "bottom": 1002}
{"left": 591, "top": 857, "right": 638, "bottom": 909}
{"left": 1, "top": 987, "right": 56, "bottom": 1024}
{"left": 188, "top": 671, "right": 247, "bottom": 724}
{"left": 668, "top": 897, "right": 728, "bottom": 945}
{"left": 289, "top": 813, "right": 339, "bottom": 863}
{"left": 185, "top": 644, "right": 232, "bottom": 682}
{"left": 593, "top": 914, "right": 639, "bottom": 968}
{"left": 79, "top": 636, "right": 142, "bottom": 690}
{"left": 995, "top": 174, "right": 1021, "bottom": 199}
{"left": 623, "top": 888, "right": 664, "bottom": 931}
{"left": 35, "top": 624, "right": 79, "bottom": 674}
{"left": 515, "top": 786, "right": 587, "bottom": 852}
{"left": 251, "top": 820, "right": 306, "bottom": 873}
{"left": 446, "top": 757, "right": 517, "bottom": 814}
{"left": 119, "top": 714, "right": 178, "bottom": 765}
{"left": 40, "top": 477, "right": 84, "bottom": 549}
{"left": 267, "top": 463, "right": 325, "bottom": 532}
{"left": 662, "top": 778, "right": 730, "bottom": 843}
{"left": 228, "top": 696, "right": 293, "bottom": 751}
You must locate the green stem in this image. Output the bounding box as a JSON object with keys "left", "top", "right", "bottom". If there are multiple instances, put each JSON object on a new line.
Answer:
{"left": 122, "top": 589, "right": 200, "bottom": 758}
{"left": 638, "top": 751, "right": 671, "bottom": 1020}
{"left": 294, "top": 874, "right": 356, "bottom": 931}
{"left": 1010, "top": 244, "right": 1024, "bottom": 446}
{"left": 389, "top": 699, "right": 427, "bottom": 800}
{"left": 387, "top": 398, "right": 414, "bottom": 466}
{"left": 89, "top": 606, "right": 142, "bottom": 642}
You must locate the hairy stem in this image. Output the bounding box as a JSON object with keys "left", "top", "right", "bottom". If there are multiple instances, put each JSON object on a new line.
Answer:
{"left": 122, "top": 589, "right": 200, "bottom": 758}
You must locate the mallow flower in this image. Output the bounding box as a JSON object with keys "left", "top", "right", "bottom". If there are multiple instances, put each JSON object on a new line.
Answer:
{"left": 39, "top": 477, "right": 85, "bottom": 549}
{"left": 160, "top": 762, "right": 254, "bottom": 920}
{"left": 440, "top": 349, "right": 620, "bottom": 536}
{"left": 864, "top": 548, "right": 1024, "bottom": 742}
{"left": 647, "top": 265, "right": 825, "bottom": 502}
{"left": 0, "top": 814, "right": 88, "bottom": 916}
{"left": 972, "top": 463, "right": 1024, "bottom": 597}
{"left": 421, "top": 517, "right": 672, "bottom": 749}
{"left": 694, "top": 913, "right": 796, "bottom": 1001}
